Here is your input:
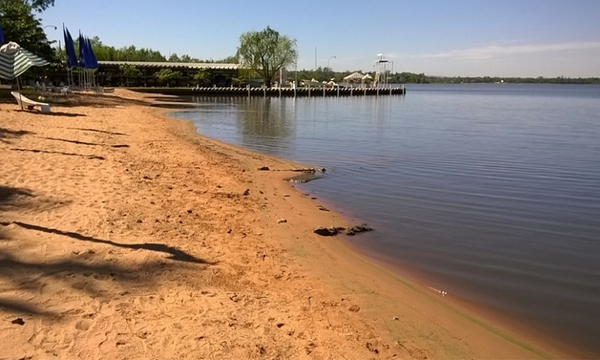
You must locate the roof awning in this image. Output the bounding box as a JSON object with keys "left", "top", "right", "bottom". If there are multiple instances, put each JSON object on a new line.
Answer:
{"left": 97, "top": 61, "right": 241, "bottom": 70}
{"left": 343, "top": 72, "right": 365, "bottom": 81}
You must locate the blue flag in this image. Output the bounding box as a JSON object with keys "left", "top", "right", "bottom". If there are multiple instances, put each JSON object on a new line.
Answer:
{"left": 0, "top": 19, "right": 4, "bottom": 45}
{"left": 78, "top": 32, "right": 87, "bottom": 68}
{"left": 63, "top": 26, "right": 78, "bottom": 68}
{"left": 85, "top": 38, "right": 98, "bottom": 69}
{"left": 86, "top": 37, "right": 98, "bottom": 69}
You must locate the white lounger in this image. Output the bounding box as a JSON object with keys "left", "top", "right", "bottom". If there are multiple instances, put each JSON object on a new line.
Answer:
{"left": 11, "top": 91, "right": 51, "bottom": 113}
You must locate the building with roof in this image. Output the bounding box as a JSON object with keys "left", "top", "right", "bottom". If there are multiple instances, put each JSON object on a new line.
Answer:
{"left": 95, "top": 61, "right": 242, "bottom": 87}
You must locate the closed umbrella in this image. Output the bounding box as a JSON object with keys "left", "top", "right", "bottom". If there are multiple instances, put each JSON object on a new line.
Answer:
{"left": 0, "top": 42, "right": 50, "bottom": 109}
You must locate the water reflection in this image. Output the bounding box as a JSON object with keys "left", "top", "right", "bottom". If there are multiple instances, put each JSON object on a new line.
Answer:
{"left": 236, "top": 98, "right": 294, "bottom": 151}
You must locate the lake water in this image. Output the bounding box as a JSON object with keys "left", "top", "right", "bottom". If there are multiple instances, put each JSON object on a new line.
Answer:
{"left": 173, "top": 84, "right": 600, "bottom": 356}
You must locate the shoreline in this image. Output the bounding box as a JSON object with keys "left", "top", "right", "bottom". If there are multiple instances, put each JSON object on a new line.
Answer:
{"left": 168, "top": 97, "right": 592, "bottom": 359}
{"left": 165, "top": 98, "right": 590, "bottom": 359}
{"left": 0, "top": 89, "right": 573, "bottom": 359}
{"left": 340, "top": 238, "right": 583, "bottom": 358}
{"left": 165, "top": 99, "right": 577, "bottom": 358}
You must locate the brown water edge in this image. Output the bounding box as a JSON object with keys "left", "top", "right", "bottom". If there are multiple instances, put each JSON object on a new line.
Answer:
{"left": 344, "top": 239, "right": 593, "bottom": 359}
{"left": 294, "top": 182, "right": 590, "bottom": 359}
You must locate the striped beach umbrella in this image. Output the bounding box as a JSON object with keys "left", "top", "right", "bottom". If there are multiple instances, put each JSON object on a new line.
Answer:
{"left": 0, "top": 42, "right": 49, "bottom": 80}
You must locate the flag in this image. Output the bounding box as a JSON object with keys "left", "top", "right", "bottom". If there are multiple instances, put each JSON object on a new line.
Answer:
{"left": 86, "top": 37, "right": 98, "bottom": 69}
{"left": 0, "top": 19, "right": 4, "bottom": 45}
{"left": 78, "top": 31, "right": 86, "bottom": 68}
{"left": 63, "top": 26, "right": 78, "bottom": 68}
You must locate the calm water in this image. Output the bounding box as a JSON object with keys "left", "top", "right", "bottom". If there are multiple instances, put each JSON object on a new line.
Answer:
{"left": 174, "top": 84, "right": 600, "bottom": 356}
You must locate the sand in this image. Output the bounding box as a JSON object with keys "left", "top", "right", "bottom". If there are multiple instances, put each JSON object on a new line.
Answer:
{"left": 0, "top": 90, "right": 566, "bottom": 359}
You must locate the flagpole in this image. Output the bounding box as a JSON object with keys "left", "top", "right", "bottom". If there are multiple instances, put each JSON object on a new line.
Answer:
{"left": 63, "top": 24, "right": 67, "bottom": 89}
{"left": 16, "top": 78, "right": 23, "bottom": 110}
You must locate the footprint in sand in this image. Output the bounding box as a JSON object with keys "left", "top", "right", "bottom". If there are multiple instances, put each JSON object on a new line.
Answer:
{"left": 62, "top": 308, "right": 85, "bottom": 316}
{"left": 75, "top": 320, "right": 91, "bottom": 331}
{"left": 93, "top": 273, "right": 111, "bottom": 281}
{"left": 72, "top": 281, "right": 88, "bottom": 290}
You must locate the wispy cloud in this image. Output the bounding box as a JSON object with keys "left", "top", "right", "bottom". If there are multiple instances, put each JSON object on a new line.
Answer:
{"left": 408, "top": 41, "right": 600, "bottom": 61}
{"left": 384, "top": 52, "right": 401, "bottom": 59}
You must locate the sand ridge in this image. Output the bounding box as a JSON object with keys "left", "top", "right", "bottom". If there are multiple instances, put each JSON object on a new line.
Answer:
{"left": 0, "top": 90, "right": 562, "bottom": 359}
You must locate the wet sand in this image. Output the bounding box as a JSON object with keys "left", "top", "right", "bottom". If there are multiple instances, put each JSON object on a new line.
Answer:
{"left": 0, "top": 90, "right": 568, "bottom": 359}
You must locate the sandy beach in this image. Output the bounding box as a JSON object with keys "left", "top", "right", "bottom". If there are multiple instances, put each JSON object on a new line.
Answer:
{"left": 0, "top": 90, "right": 564, "bottom": 359}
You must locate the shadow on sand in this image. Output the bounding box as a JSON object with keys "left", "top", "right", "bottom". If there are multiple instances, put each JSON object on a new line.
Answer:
{"left": 9, "top": 147, "right": 106, "bottom": 160}
{"left": 66, "top": 127, "right": 127, "bottom": 136}
{"left": 0, "top": 185, "right": 213, "bottom": 317}
{"left": 0, "top": 127, "right": 34, "bottom": 144}
{"left": 0, "top": 249, "right": 207, "bottom": 317}
{"left": 50, "top": 93, "right": 150, "bottom": 108}
{"left": 7, "top": 221, "right": 211, "bottom": 264}
{"left": 0, "top": 186, "right": 34, "bottom": 211}
{"left": 42, "top": 137, "right": 129, "bottom": 148}
{"left": 13, "top": 110, "right": 86, "bottom": 117}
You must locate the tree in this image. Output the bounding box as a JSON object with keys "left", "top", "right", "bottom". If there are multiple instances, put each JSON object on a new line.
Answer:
{"left": 0, "top": 0, "right": 55, "bottom": 61}
{"left": 180, "top": 54, "right": 193, "bottom": 63}
{"left": 25, "top": 0, "right": 54, "bottom": 12}
{"left": 193, "top": 68, "right": 211, "bottom": 86}
{"left": 168, "top": 53, "right": 180, "bottom": 62}
{"left": 236, "top": 26, "right": 297, "bottom": 87}
{"left": 88, "top": 37, "right": 166, "bottom": 62}
{"left": 155, "top": 68, "right": 181, "bottom": 86}
{"left": 232, "top": 67, "right": 255, "bottom": 86}
{"left": 217, "top": 55, "right": 238, "bottom": 64}
{"left": 119, "top": 64, "right": 142, "bottom": 86}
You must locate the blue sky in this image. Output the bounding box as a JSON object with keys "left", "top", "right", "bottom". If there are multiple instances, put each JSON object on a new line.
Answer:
{"left": 41, "top": 0, "right": 600, "bottom": 77}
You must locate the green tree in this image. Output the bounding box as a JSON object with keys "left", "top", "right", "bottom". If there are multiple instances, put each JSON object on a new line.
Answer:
{"left": 236, "top": 26, "right": 297, "bottom": 87}
{"left": 0, "top": 0, "right": 55, "bottom": 61}
{"left": 155, "top": 68, "right": 181, "bottom": 86}
{"left": 216, "top": 55, "right": 238, "bottom": 64}
{"left": 86, "top": 37, "right": 166, "bottom": 62}
{"left": 179, "top": 54, "right": 192, "bottom": 62}
{"left": 119, "top": 64, "right": 142, "bottom": 86}
{"left": 193, "top": 68, "right": 211, "bottom": 86}
{"left": 26, "top": 0, "right": 54, "bottom": 12}
{"left": 168, "top": 53, "right": 180, "bottom": 62}
{"left": 232, "top": 67, "right": 255, "bottom": 86}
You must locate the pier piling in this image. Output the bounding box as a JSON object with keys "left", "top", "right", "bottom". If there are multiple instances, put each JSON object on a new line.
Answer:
{"left": 133, "top": 86, "right": 407, "bottom": 97}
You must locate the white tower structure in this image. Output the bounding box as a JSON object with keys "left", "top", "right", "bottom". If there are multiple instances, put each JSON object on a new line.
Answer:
{"left": 374, "top": 53, "right": 393, "bottom": 89}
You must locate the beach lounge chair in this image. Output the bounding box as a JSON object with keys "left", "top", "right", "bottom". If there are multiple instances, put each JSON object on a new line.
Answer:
{"left": 11, "top": 91, "right": 51, "bottom": 113}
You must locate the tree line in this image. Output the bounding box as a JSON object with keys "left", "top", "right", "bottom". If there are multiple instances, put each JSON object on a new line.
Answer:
{"left": 387, "top": 73, "right": 600, "bottom": 85}
{"left": 294, "top": 68, "right": 600, "bottom": 85}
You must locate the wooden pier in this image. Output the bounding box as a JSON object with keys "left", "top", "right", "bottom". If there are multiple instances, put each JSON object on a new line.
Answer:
{"left": 133, "top": 86, "right": 406, "bottom": 97}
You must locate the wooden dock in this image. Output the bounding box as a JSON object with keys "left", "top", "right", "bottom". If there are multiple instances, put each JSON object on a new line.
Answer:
{"left": 133, "top": 86, "right": 406, "bottom": 97}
